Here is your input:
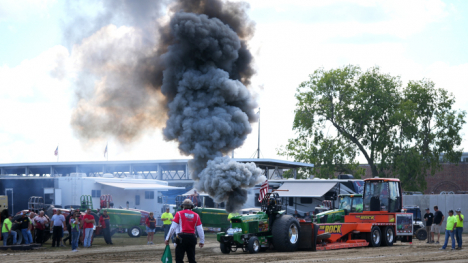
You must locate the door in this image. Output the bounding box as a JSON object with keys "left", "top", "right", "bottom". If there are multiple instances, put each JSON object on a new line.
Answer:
{"left": 5, "top": 188, "right": 13, "bottom": 214}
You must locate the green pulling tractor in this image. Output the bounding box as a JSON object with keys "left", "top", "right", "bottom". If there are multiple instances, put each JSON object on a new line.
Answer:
{"left": 314, "top": 194, "right": 363, "bottom": 223}
{"left": 217, "top": 193, "right": 300, "bottom": 254}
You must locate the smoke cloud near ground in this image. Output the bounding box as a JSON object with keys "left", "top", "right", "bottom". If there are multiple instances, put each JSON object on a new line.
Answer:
{"left": 66, "top": 0, "right": 262, "bottom": 212}
{"left": 196, "top": 157, "right": 265, "bottom": 212}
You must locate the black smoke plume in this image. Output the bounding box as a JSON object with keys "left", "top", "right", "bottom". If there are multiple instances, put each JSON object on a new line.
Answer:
{"left": 67, "top": 0, "right": 264, "bottom": 212}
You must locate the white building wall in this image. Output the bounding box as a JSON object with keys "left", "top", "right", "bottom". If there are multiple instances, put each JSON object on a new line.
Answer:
{"left": 55, "top": 176, "right": 167, "bottom": 217}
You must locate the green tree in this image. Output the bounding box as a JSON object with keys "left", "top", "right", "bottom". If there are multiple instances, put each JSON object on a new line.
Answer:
{"left": 281, "top": 65, "right": 466, "bottom": 190}
{"left": 393, "top": 80, "right": 466, "bottom": 190}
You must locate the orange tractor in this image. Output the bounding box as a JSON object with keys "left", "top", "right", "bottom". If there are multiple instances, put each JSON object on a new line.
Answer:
{"left": 298, "top": 178, "right": 413, "bottom": 251}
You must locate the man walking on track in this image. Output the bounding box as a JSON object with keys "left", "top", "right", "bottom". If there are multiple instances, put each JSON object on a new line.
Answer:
{"left": 99, "top": 210, "right": 113, "bottom": 245}
{"left": 165, "top": 199, "right": 205, "bottom": 263}
{"left": 424, "top": 208, "right": 434, "bottom": 243}
{"left": 161, "top": 208, "right": 173, "bottom": 242}
{"left": 440, "top": 210, "right": 457, "bottom": 251}
{"left": 51, "top": 210, "right": 66, "bottom": 247}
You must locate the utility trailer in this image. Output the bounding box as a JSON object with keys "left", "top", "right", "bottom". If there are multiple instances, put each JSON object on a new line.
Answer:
{"left": 217, "top": 178, "right": 413, "bottom": 254}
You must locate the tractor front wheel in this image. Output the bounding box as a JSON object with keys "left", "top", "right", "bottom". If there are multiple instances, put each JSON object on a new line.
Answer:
{"left": 127, "top": 227, "right": 141, "bottom": 238}
{"left": 220, "top": 242, "right": 231, "bottom": 254}
{"left": 272, "top": 215, "right": 300, "bottom": 252}
{"left": 415, "top": 228, "right": 427, "bottom": 240}
{"left": 248, "top": 236, "right": 260, "bottom": 254}
{"left": 382, "top": 226, "right": 394, "bottom": 246}
{"left": 367, "top": 226, "right": 381, "bottom": 247}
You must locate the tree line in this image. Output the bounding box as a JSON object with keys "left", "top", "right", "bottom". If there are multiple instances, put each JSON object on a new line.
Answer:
{"left": 279, "top": 65, "right": 466, "bottom": 191}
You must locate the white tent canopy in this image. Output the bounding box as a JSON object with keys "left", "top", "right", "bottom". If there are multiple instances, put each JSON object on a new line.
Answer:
{"left": 97, "top": 181, "right": 185, "bottom": 190}
{"left": 275, "top": 182, "right": 337, "bottom": 197}
{"left": 182, "top": 188, "right": 209, "bottom": 197}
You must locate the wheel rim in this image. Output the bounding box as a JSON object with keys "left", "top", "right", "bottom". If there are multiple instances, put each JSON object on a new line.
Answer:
{"left": 386, "top": 228, "right": 393, "bottom": 243}
{"left": 289, "top": 224, "right": 299, "bottom": 244}
{"left": 131, "top": 228, "right": 140, "bottom": 236}
{"left": 373, "top": 229, "right": 380, "bottom": 244}
{"left": 253, "top": 239, "right": 260, "bottom": 251}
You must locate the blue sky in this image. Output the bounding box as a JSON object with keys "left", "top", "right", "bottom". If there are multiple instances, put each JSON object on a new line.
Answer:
{"left": 0, "top": 0, "right": 467, "bottom": 164}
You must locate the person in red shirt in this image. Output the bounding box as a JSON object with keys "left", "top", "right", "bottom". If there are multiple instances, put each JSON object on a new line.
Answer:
{"left": 82, "top": 209, "right": 95, "bottom": 248}
{"left": 145, "top": 212, "right": 157, "bottom": 245}
{"left": 165, "top": 199, "right": 205, "bottom": 263}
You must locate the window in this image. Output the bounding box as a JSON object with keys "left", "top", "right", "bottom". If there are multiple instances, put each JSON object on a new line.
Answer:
{"left": 158, "top": 196, "right": 163, "bottom": 204}
{"left": 91, "top": 190, "right": 101, "bottom": 198}
{"left": 145, "top": 191, "right": 154, "bottom": 199}
{"left": 135, "top": 195, "right": 140, "bottom": 205}
{"left": 339, "top": 196, "right": 352, "bottom": 211}
{"left": 300, "top": 197, "right": 312, "bottom": 204}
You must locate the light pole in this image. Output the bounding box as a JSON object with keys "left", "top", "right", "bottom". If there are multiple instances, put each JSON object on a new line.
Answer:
{"left": 257, "top": 108, "right": 260, "bottom": 159}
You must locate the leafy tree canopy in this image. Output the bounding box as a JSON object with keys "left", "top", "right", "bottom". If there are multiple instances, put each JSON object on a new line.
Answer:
{"left": 279, "top": 65, "right": 466, "bottom": 190}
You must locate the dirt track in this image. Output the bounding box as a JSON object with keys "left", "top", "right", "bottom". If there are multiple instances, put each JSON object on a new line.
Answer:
{"left": 3, "top": 233, "right": 467, "bottom": 263}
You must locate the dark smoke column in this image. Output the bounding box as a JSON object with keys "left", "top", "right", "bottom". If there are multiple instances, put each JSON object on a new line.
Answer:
{"left": 160, "top": 13, "right": 265, "bottom": 212}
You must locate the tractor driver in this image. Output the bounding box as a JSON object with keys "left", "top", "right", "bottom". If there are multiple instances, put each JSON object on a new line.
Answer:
{"left": 165, "top": 199, "right": 205, "bottom": 263}
{"left": 227, "top": 212, "right": 240, "bottom": 228}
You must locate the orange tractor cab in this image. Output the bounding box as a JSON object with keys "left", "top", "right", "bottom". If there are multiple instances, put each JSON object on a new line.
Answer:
{"left": 299, "top": 178, "right": 413, "bottom": 251}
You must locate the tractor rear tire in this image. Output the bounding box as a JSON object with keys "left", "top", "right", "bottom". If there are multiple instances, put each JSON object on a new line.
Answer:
{"left": 415, "top": 228, "right": 427, "bottom": 240}
{"left": 15, "top": 229, "right": 23, "bottom": 245}
{"left": 128, "top": 226, "right": 141, "bottom": 237}
{"left": 381, "top": 226, "right": 394, "bottom": 246}
{"left": 367, "top": 226, "right": 381, "bottom": 247}
{"left": 220, "top": 242, "right": 231, "bottom": 254}
{"left": 272, "top": 215, "right": 300, "bottom": 252}
{"left": 248, "top": 236, "right": 260, "bottom": 254}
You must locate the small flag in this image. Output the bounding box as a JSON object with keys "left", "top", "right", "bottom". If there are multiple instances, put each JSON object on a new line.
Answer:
{"left": 258, "top": 180, "right": 269, "bottom": 202}
{"left": 54, "top": 146, "right": 58, "bottom": 156}
{"left": 104, "top": 144, "right": 108, "bottom": 157}
{"left": 161, "top": 245, "right": 172, "bottom": 263}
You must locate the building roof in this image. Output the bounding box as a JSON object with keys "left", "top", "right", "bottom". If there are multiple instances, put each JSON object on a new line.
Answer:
{"left": 0, "top": 158, "right": 313, "bottom": 169}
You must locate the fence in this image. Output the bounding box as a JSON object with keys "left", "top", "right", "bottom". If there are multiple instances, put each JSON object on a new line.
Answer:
{"left": 403, "top": 194, "right": 467, "bottom": 233}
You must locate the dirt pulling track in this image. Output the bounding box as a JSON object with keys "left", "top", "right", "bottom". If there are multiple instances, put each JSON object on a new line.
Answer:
{"left": 3, "top": 234, "right": 467, "bottom": 263}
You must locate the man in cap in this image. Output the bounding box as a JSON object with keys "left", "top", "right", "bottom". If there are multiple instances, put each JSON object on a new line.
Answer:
{"left": 2, "top": 214, "right": 17, "bottom": 246}
{"left": 161, "top": 207, "right": 173, "bottom": 244}
{"left": 165, "top": 199, "right": 205, "bottom": 263}
{"left": 424, "top": 208, "right": 434, "bottom": 243}
{"left": 440, "top": 210, "right": 457, "bottom": 251}
{"left": 455, "top": 208, "right": 464, "bottom": 249}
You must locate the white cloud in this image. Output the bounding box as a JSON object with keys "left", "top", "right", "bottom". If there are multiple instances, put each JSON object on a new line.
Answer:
{"left": 0, "top": 0, "right": 55, "bottom": 21}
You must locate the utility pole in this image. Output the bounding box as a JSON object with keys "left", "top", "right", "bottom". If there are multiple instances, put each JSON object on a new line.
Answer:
{"left": 257, "top": 108, "right": 260, "bottom": 159}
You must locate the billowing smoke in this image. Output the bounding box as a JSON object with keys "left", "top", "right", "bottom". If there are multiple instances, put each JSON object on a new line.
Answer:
{"left": 196, "top": 157, "right": 264, "bottom": 212}
{"left": 67, "top": 0, "right": 264, "bottom": 212}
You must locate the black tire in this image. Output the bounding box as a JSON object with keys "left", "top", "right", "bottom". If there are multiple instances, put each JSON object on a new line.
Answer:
{"left": 43, "top": 231, "right": 52, "bottom": 243}
{"left": 91, "top": 212, "right": 99, "bottom": 225}
{"left": 367, "top": 226, "right": 381, "bottom": 247}
{"left": 272, "top": 215, "right": 300, "bottom": 252}
{"left": 382, "top": 226, "right": 394, "bottom": 246}
{"left": 45, "top": 205, "right": 55, "bottom": 219}
{"left": 110, "top": 228, "right": 118, "bottom": 237}
{"left": 220, "top": 242, "right": 231, "bottom": 254}
{"left": 415, "top": 228, "right": 427, "bottom": 240}
{"left": 15, "top": 229, "right": 23, "bottom": 245}
{"left": 316, "top": 232, "right": 331, "bottom": 242}
{"left": 127, "top": 226, "right": 141, "bottom": 237}
{"left": 248, "top": 236, "right": 260, "bottom": 254}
